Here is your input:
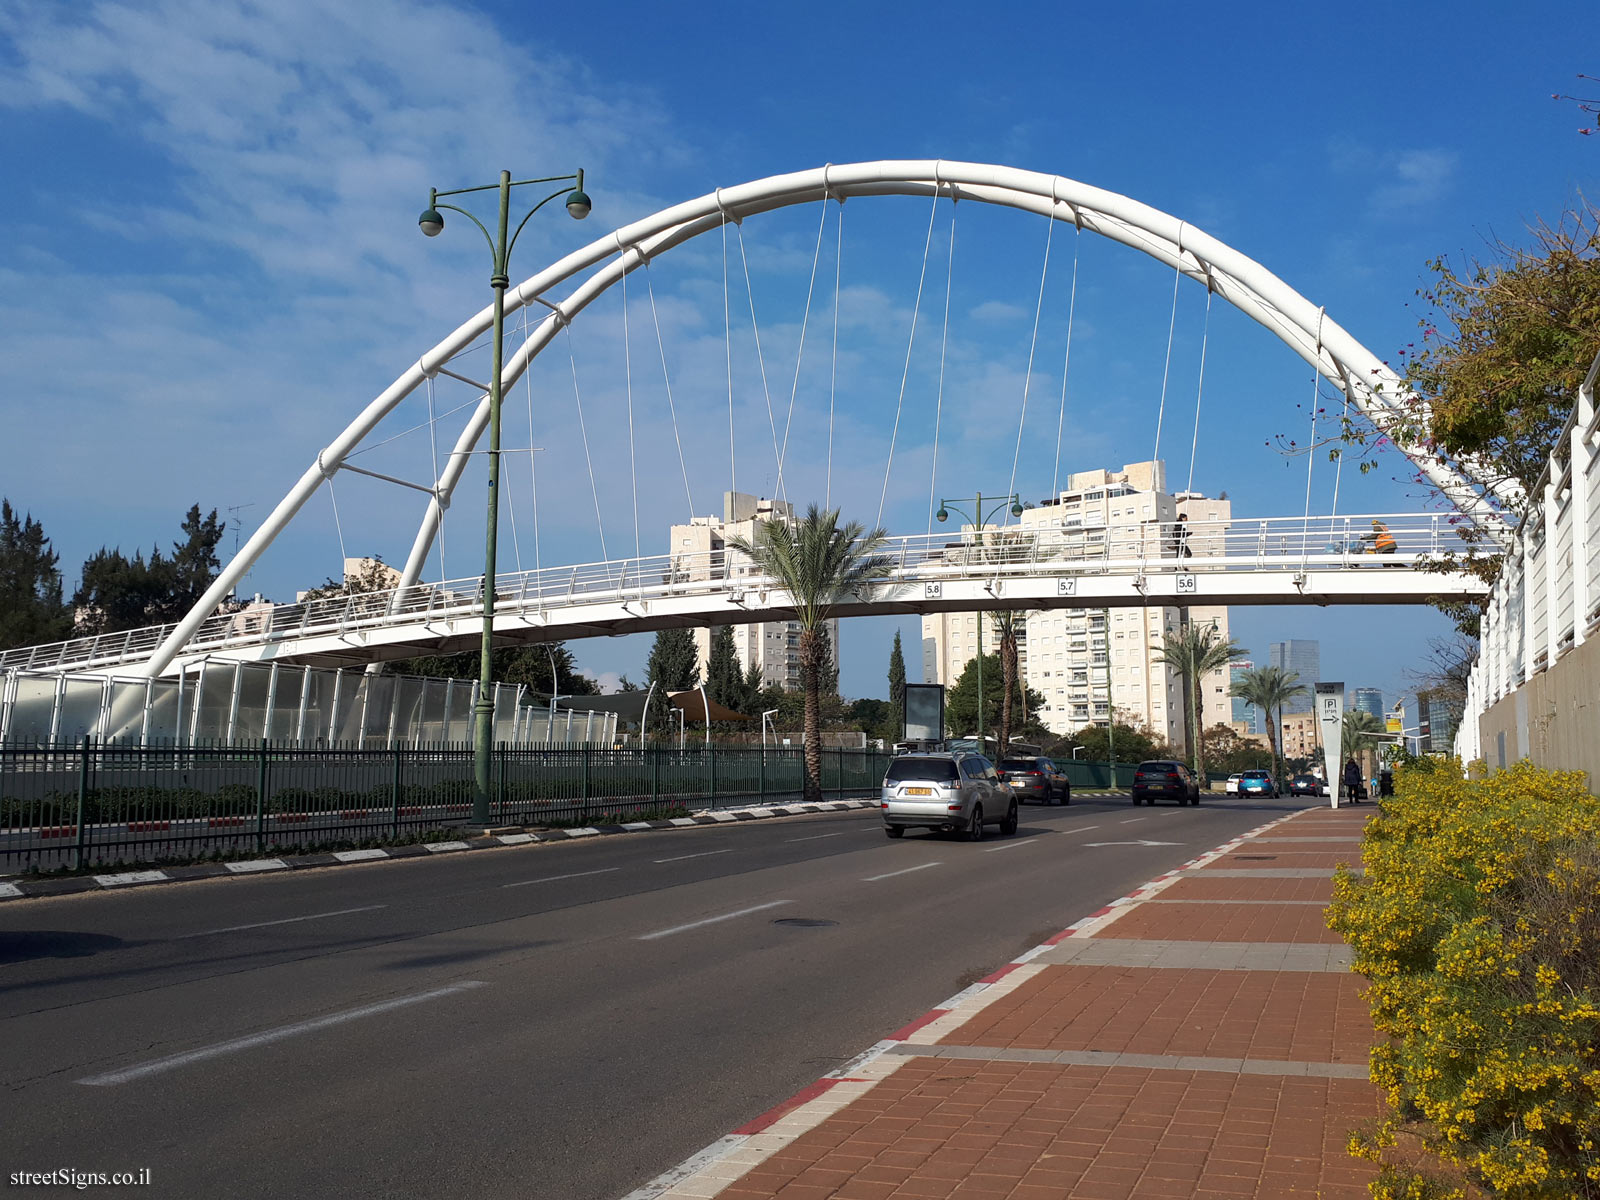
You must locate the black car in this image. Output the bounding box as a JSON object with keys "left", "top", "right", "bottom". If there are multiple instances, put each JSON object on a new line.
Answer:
{"left": 1130, "top": 759, "right": 1200, "bottom": 806}
{"left": 1288, "top": 773, "right": 1326, "bottom": 797}
{"left": 996, "top": 756, "right": 1071, "bottom": 804}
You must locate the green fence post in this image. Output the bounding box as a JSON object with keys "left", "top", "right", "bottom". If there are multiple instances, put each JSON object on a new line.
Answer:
{"left": 581, "top": 745, "right": 591, "bottom": 806}
{"left": 651, "top": 743, "right": 659, "bottom": 806}
{"left": 74, "top": 735, "right": 90, "bottom": 872}
{"left": 391, "top": 748, "right": 402, "bottom": 840}
{"left": 255, "top": 738, "right": 269, "bottom": 854}
{"left": 708, "top": 741, "right": 717, "bottom": 809}
{"left": 759, "top": 742, "right": 766, "bottom": 799}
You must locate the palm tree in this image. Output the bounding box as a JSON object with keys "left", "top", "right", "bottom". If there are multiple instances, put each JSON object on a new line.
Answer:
{"left": 995, "top": 610, "right": 1025, "bottom": 756}
{"left": 1342, "top": 708, "right": 1383, "bottom": 786}
{"left": 726, "top": 505, "right": 892, "bottom": 802}
{"left": 1154, "top": 620, "right": 1248, "bottom": 779}
{"left": 1229, "top": 666, "right": 1309, "bottom": 787}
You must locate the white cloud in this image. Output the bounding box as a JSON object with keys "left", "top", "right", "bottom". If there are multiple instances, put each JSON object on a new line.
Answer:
{"left": 969, "top": 299, "right": 1026, "bottom": 322}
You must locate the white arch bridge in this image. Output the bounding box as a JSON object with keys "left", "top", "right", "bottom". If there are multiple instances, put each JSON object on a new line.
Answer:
{"left": 4, "top": 513, "right": 1488, "bottom": 679}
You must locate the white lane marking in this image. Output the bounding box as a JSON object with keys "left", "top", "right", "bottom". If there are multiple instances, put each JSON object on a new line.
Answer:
{"left": 653, "top": 849, "right": 734, "bottom": 864}
{"left": 637, "top": 901, "right": 790, "bottom": 941}
{"left": 1058, "top": 825, "right": 1100, "bottom": 835}
{"left": 1120, "top": 818, "right": 1146, "bottom": 824}
{"left": 786, "top": 832, "right": 844, "bottom": 843}
{"left": 502, "top": 867, "right": 621, "bottom": 889}
{"left": 176, "top": 905, "right": 388, "bottom": 940}
{"left": 863, "top": 862, "right": 942, "bottom": 882}
{"left": 984, "top": 840, "right": 1036, "bottom": 853}
{"left": 77, "top": 981, "right": 488, "bottom": 1086}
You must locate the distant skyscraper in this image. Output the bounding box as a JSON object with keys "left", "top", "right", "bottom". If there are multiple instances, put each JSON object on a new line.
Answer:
{"left": 1268, "top": 640, "right": 1320, "bottom": 714}
{"left": 1353, "top": 688, "right": 1383, "bottom": 720}
{"left": 1230, "top": 660, "right": 1258, "bottom": 733}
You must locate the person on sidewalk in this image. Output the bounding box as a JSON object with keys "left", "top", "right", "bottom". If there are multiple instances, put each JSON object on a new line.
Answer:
{"left": 1343, "top": 757, "right": 1363, "bottom": 804}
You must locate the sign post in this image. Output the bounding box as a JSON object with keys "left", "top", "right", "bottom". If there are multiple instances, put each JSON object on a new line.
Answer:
{"left": 1314, "top": 682, "right": 1345, "bottom": 809}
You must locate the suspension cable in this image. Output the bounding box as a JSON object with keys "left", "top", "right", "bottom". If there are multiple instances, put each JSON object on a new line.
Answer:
{"left": 1185, "top": 285, "right": 1213, "bottom": 495}
{"left": 503, "top": 310, "right": 528, "bottom": 576}
{"left": 1006, "top": 211, "right": 1055, "bottom": 513}
{"left": 564, "top": 326, "right": 610, "bottom": 563}
{"left": 1330, "top": 381, "right": 1351, "bottom": 521}
{"left": 877, "top": 187, "right": 943, "bottom": 528}
{"left": 723, "top": 216, "right": 736, "bottom": 502}
{"left": 326, "top": 475, "right": 349, "bottom": 566}
{"left": 735, "top": 222, "right": 780, "bottom": 494}
{"left": 1151, "top": 224, "right": 1186, "bottom": 469}
{"left": 623, "top": 265, "right": 640, "bottom": 564}
{"left": 645, "top": 264, "right": 696, "bottom": 519}
{"left": 1301, "top": 308, "right": 1326, "bottom": 546}
{"left": 826, "top": 199, "right": 843, "bottom": 509}
{"left": 1051, "top": 222, "right": 1082, "bottom": 500}
{"left": 521, "top": 314, "right": 543, "bottom": 584}
{"left": 927, "top": 200, "right": 958, "bottom": 534}
{"left": 775, "top": 197, "right": 830, "bottom": 502}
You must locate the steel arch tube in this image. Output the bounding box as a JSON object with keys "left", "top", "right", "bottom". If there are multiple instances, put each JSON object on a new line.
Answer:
{"left": 141, "top": 160, "right": 1515, "bottom": 678}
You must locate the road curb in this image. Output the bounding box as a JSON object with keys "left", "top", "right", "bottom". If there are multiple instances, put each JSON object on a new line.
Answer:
{"left": 0, "top": 798, "right": 881, "bottom": 902}
{"left": 621, "top": 804, "right": 1311, "bottom": 1200}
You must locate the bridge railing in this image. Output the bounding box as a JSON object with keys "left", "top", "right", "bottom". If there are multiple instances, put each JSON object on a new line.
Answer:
{"left": 1456, "top": 352, "right": 1599, "bottom": 764}
{"left": 2, "top": 512, "right": 1487, "bottom": 675}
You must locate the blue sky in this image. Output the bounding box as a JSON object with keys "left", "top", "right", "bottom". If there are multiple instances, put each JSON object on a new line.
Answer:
{"left": 1, "top": 0, "right": 1593, "bottom": 710}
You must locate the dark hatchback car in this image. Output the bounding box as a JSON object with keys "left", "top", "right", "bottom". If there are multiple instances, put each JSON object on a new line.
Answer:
{"left": 1130, "top": 760, "right": 1201, "bottom": 806}
{"left": 996, "top": 756, "right": 1071, "bottom": 804}
{"left": 1288, "top": 773, "right": 1326, "bottom": 797}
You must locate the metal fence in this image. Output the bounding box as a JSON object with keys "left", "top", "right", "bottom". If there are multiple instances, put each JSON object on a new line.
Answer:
{"left": 0, "top": 740, "right": 894, "bottom": 873}
{"left": 1456, "top": 351, "right": 1600, "bottom": 762}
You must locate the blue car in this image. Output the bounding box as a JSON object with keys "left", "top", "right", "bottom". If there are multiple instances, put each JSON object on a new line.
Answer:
{"left": 1238, "top": 769, "right": 1277, "bottom": 798}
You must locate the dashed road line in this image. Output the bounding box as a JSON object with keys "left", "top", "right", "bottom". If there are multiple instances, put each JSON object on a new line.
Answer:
{"left": 175, "top": 905, "right": 387, "bottom": 939}
{"left": 863, "top": 862, "right": 942, "bottom": 882}
{"left": 502, "top": 867, "right": 621, "bottom": 889}
{"left": 637, "top": 901, "right": 790, "bottom": 941}
{"left": 652, "top": 849, "right": 735, "bottom": 864}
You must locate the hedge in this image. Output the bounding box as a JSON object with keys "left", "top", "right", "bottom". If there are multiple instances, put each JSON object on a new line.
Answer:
{"left": 1328, "top": 757, "right": 1600, "bottom": 1199}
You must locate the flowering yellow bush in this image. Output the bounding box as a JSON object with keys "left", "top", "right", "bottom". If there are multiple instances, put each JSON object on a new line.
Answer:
{"left": 1329, "top": 757, "right": 1600, "bottom": 1199}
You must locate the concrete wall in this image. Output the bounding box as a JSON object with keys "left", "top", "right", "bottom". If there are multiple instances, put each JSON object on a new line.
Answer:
{"left": 1477, "top": 632, "right": 1600, "bottom": 791}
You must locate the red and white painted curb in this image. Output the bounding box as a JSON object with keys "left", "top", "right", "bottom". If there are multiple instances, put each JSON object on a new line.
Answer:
{"left": 621, "top": 806, "right": 1311, "bottom": 1200}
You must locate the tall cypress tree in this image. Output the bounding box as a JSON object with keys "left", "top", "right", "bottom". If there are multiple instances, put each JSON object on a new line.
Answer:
{"left": 0, "top": 500, "right": 72, "bottom": 650}
{"left": 646, "top": 628, "right": 701, "bottom": 692}
{"left": 705, "top": 625, "right": 748, "bottom": 713}
{"left": 888, "top": 629, "right": 906, "bottom": 716}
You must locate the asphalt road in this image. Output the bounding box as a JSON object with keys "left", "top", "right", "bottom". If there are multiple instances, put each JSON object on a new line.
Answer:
{"left": 0, "top": 792, "right": 1317, "bottom": 1199}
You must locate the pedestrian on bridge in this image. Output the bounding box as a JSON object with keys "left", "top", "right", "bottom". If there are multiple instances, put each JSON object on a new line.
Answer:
{"left": 1169, "top": 513, "right": 1192, "bottom": 559}
{"left": 1364, "top": 519, "right": 1396, "bottom": 555}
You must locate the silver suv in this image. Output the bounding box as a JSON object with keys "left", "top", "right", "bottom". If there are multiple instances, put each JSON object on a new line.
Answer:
{"left": 880, "top": 752, "right": 1018, "bottom": 840}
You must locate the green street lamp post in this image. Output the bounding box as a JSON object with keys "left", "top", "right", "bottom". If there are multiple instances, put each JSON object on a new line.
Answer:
{"left": 419, "top": 168, "right": 592, "bottom": 824}
{"left": 935, "top": 492, "right": 1023, "bottom": 753}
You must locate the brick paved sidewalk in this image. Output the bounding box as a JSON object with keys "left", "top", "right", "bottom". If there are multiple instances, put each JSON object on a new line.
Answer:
{"left": 634, "top": 806, "right": 1380, "bottom": 1200}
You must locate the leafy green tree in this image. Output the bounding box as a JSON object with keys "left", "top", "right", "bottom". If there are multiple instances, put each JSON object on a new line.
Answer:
{"left": 1154, "top": 619, "right": 1248, "bottom": 778}
{"left": 1061, "top": 719, "right": 1168, "bottom": 766}
{"left": 1229, "top": 666, "right": 1309, "bottom": 785}
{"left": 726, "top": 505, "right": 892, "bottom": 802}
{"left": 945, "top": 652, "right": 1046, "bottom": 744}
{"left": 72, "top": 504, "right": 226, "bottom": 634}
{"left": 995, "top": 611, "right": 1027, "bottom": 755}
{"left": 0, "top": 501, "right": 72, "bottom": 650}
{"left": 1200, "top": 723, "right": 1275, "bottom": 775}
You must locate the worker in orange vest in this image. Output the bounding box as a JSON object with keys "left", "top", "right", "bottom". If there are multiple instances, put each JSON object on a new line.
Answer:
{"left": 1365, "top": 519, "right": 1396, "bottom": 555}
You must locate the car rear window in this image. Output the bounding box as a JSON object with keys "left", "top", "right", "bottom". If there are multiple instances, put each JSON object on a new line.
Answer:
{"left": 1136, "top": 762, "right": 1179, "bottom": 774}
{"left": 998, "top": 759, "right": 1037, "bottom": 771}
{"left": 885, "top": 758, "right": 958, "bottom": 783}
{"left": 1243, "top": 771, "right": 1271, "bottom": 779}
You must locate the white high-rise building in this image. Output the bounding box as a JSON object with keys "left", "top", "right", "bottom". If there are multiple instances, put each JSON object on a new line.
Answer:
{"left": 670, "top": 493, "right": 839, "bottom": 693}
{"left": 920, "top": 460, "right": 1235, "bottom": 751}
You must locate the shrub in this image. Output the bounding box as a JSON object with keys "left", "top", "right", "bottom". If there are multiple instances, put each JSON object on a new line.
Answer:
{"left": 1329, "top": 759, "right": 1600, "bottom": 1199}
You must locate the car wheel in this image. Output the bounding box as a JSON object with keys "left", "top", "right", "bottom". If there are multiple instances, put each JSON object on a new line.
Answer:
{"left": 1145, "top": 797, "right": 1156, "bottom": 806}
{"left": 1062, "top": 785, "right": 1071, "bottom": 806}
{"left": 1130, "top": 794, "right": 1141, "bottom": 805}
{"left": 885, "top": 826, "right": 904, "bottom": 838}
{"left": 1000, "top": 801, "right": 1019, "bottom": 836}
{"left": 966, "top": 805, "right": 984, "bottom": 842}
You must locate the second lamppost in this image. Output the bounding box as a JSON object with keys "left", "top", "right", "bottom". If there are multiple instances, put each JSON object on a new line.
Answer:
{"left": 936, "top": 492, "right": 1023, "bottom": 753}
{"left": 419, "top": 169, "right": 592, "bottom": 824}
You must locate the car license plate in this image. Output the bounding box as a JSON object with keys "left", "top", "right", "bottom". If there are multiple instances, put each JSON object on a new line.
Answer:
{"left": 1010, "top": 779, "right": 1027, "bottom": 788}
{"left": 905, "top": 787, "right": 932, "bottom": 795}
{"left": 1147, "top": 783, "right": 1165, "bottom": 790}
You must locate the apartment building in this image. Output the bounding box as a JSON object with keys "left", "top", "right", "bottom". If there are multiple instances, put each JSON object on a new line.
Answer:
{"left": 669, "top": 492, "right": 838, "bottom": 693}
{"left": 920, "top": 460, "right": 1234, "bottom": 751}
